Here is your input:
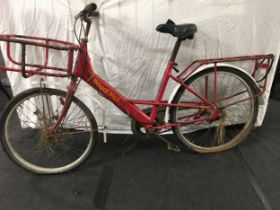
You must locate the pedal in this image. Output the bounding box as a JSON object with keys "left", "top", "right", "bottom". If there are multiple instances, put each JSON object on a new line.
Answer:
{"left": 150, "top": 131, "right": 181, "bottom": 153}
{"left": 167, "top": 143, "right": 181, "bottom": 153}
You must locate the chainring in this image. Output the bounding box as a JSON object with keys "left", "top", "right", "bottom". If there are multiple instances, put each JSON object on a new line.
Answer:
{"left": 131, "top": 107, "right": 166, "bottom": 136}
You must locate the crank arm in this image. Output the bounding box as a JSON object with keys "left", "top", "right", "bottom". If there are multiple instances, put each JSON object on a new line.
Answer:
{"left": 150, "top": 132, "right": 181, "bottom": 153}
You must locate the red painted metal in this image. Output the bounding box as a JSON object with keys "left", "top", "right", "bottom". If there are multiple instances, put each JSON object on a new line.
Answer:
{"left": 170, "top": 74, "right": 217, "bottom": 109}
{"left": 128, "top": 99, "right": 210, "bottom": 109}
{"left": 0, "top": 34, "right": 79, "bottom": 77}
{"left": 48, "top": 78, "right": 78, "bottom": 133}
{"left": 178, "top": 54, "right": 274, "bottom": 81}
{"left": 216, "top": 90, "right": 248, "bottom": 105}
{"left": 177, "top": 110, "right": 204, "bottom": 121}
{"left": 89, "top": 75, "right": 153, "bottom": 125}
{"left": 221, "top": 92, "right": 262, "bottom": 109}
{"left": 150, "top": 117, "right": 211, "bottom": 129}
{"left": 213, "top": 63, "right": 217, "bottom": 104}
{"left": 0, "top": 23, "right": 275, "bottom": 130}
{"left": 0, "top": 65, "right": 71, "bottom": 77}
{"left": 0, "top": 34, "right": 79, "bottom": 49}
{"left": 150, "top": 60, "right": 174, "bottom": 121}
{"left": 73, "top": 41, "right": 152, "bottom": 125}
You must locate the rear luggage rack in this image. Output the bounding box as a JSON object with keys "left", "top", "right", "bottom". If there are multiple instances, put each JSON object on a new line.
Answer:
{"left": 177, "top": 54, "right": 274, "bottom": 94}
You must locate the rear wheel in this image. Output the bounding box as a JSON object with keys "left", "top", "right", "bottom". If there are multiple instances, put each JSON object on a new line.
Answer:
{"left": 0, "top": 88, "right": 98, "bottom": 174}
{"left": 170, "top": 67, "right": 259, "bottom": 153}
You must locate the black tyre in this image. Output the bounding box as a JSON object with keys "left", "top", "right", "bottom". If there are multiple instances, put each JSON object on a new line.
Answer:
{"left": 170, "top": 67, "right": 259, "bottom": 153}
{"left": 0, "top": 88, "right": 98, "bottom": 174}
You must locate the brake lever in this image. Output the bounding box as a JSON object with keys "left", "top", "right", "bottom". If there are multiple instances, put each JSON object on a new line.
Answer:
{"left": 88, "top": 11, "right": 99, "bottom": 17}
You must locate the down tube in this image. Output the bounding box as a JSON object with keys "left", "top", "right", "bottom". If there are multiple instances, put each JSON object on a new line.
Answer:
{"left": 83, "top": 73, "right": 152, "bottom": 125}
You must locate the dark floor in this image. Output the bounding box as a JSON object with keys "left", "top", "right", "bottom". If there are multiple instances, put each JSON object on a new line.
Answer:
{"left": 0, "top": 86, "right": 280, "bottom": 210}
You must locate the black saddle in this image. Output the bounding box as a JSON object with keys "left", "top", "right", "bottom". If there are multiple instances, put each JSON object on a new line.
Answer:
{"left": 156, "top": 19, "right": 197, "bottom": 40}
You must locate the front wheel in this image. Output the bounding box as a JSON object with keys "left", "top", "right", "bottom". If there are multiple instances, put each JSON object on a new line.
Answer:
{"left": 0, "top": 88, "right": 98, "bottom": 174}
{"left": 170, "top": 67, "right": 259, "bottom": 153}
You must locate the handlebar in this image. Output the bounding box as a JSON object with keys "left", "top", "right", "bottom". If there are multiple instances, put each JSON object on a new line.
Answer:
{"left": 74, "top": 3, "right": 99, "bottom": 40}
{"left": 75, "top": 3, "right": 99, "bottom": 21}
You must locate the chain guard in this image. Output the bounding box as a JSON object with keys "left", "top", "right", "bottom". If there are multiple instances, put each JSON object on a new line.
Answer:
{"left": 131, "top": 107, "right": 166, "bottom": 136}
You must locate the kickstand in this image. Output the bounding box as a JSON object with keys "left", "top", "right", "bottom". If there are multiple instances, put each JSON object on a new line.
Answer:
{"left": 116, "top": 135, "right": 138, "bottom": 156}
{"left": 150, "top": 132, "right": 181, "bottom": 153}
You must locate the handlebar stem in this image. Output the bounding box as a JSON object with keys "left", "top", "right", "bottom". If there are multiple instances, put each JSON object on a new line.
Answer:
{"left": 84, "top": 19, "right": 92, "bottom": 39}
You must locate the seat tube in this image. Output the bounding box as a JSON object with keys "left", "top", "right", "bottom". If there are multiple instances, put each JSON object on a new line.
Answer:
{"left": 156, "top": 38, "right": 182, "bottom": 100}
{"left": 150, "top": 38, "right": 182, "bottom": 120}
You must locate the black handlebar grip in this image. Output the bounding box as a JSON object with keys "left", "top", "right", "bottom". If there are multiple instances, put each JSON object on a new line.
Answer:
{"left": 75, "top": 3, "right": 97, "bottom": 19}
{"left": 84, "top": 3, "right": 97, "bottom": 14}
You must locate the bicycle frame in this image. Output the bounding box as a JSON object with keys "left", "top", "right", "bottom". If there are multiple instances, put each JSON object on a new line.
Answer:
{"left": 63, "top": 38, "right": 216, "bottom": 130}
{"left": 47, "top": 18, "right": 274, "bottom": 132}
{"left": 0, "top": 19, "right": 274, "bottom": 133}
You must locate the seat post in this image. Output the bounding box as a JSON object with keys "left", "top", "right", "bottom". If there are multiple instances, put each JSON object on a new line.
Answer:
{"left": 170, "top": 38, "right": 182, "bottom": 62}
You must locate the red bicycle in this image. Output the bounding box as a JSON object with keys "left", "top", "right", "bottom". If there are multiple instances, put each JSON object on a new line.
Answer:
{"left": 0, "top": 3, "right": 274, "bottom": 174}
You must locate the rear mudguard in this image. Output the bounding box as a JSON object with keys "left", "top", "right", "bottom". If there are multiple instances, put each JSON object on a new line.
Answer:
{"left": 164, "top": 63, "right": 262, "bottom": 123}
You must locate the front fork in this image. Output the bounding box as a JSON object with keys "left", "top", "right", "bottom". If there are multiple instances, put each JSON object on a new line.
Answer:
{"left": 48, "top": 78, "right": 78, "bottom": 133}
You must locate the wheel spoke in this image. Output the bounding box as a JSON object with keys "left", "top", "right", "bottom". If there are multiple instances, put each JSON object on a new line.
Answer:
{"left": 171, "top": 68, "right": 257, "bottom": 153}
{"left": 1, "top": 88, "right": 98, "bottom": 174}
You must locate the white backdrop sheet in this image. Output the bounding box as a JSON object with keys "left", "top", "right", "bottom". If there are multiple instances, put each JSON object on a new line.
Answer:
{"left": 0, "top": 0, "right": 279, "bottom": 132}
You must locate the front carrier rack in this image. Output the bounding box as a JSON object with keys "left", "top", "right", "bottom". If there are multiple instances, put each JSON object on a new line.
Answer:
{"left": 0, "top": 34, "right": 80, "bottom": 78}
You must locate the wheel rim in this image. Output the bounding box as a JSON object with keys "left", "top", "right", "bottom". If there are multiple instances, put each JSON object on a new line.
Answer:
{"left": 4, "top": 90, "right": 94, "bottom": 173}
{"left": 174, "top": 70, "right": 256, "bottom": 151}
